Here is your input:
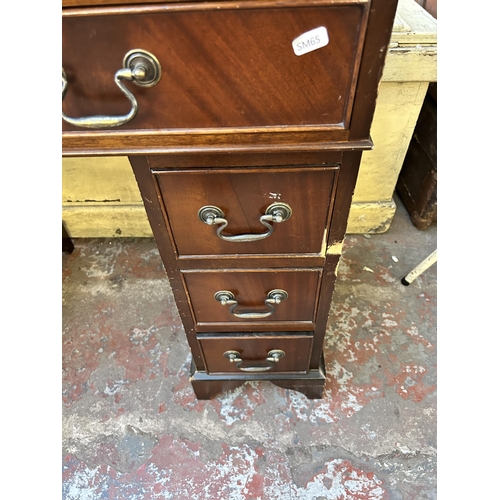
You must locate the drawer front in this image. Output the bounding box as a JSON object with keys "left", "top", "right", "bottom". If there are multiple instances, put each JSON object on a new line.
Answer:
{"left": 62, "top": 3, "right": 367, "bottom": 132}
{"left": 155, "top": 167, "right": 338, "bottom": 257}
{"left": 198, "top": 333, "right": 313, "bottom": 374}
{"left": 183, "top": 269, "right": 320, "bottom": 327}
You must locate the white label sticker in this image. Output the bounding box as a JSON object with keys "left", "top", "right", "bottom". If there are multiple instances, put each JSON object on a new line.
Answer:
{"left": 292, "top": 27, "right": 329, "bottom": 56}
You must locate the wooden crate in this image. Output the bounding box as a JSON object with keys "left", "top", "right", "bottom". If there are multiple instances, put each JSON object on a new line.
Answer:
{"left": 396, "top": 88, "right": 437, "bottom": 229}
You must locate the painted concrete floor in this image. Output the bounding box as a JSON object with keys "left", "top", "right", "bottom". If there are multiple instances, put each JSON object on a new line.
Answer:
{"left": 62, "top": 197, "right": 437, "bottom": 499}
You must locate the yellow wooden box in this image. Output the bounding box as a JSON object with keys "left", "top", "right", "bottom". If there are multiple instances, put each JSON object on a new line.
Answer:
{"left": 62, "top": 0, "right": 437, "bottom": 237}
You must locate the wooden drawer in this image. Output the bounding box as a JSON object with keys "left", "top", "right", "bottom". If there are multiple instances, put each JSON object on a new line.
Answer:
{"left": 155, "top": 167, "right": 339, "bottom": 257}
{"left": 198, "top": 333, "right": 313, "bottom": 374}
{"left": 182, "top": 269, "right": 321, "bottom": 329}
{"left": 62, "top": 2, "right": 367, "bottom": 132}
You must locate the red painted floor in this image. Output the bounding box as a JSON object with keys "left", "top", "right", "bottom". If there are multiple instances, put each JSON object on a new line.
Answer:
{"left": 62, "top": 198, "right": 436, "bottom": 499}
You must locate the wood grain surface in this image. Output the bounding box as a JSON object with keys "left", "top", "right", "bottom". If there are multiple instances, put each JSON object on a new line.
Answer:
{"left": 198, "top": 333, "right": 313, "bottom": 373}
{"left": 154, "top": 166, "right": 339, "bottom": 256}
{"left": 182, "top": 268, "right": 321, "bottom": 325}
{"left": 62, "top": 4, "right": 366, "bottom": 131}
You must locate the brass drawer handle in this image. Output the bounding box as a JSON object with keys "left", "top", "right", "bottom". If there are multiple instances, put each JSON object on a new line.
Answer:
{"left": 62, "top": 49, "right": 161, "bottom": 129}
{"left": 214, "top": 289, "right": 288, "bottom": 319}
{"left": 223, "top": 349, "right": 285, "bottom": 372}
{"left": 198, "top": 203, "right": 292, "bottom": 242}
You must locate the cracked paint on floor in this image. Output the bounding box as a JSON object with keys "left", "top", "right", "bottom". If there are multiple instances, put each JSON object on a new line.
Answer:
{"left": 63, "top": 205, "right": 437, "bottom": 499}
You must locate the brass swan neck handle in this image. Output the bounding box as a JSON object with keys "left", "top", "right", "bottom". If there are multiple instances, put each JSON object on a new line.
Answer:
{"left": 62, "top": 49, "right": 161, "bottom": 129}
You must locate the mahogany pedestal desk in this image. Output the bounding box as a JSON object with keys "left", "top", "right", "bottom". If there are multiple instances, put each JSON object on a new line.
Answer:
{"left": 62, "top": 0, "right": 398, "bottom": 399}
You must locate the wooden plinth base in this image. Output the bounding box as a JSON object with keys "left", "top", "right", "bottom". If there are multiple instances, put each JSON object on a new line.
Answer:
{"left": 189, "top": 356, "right": 327, "bottom": 400}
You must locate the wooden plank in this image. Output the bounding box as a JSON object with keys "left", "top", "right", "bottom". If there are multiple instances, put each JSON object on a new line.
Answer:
{"left": 353, "top": 81, "right": 429, "bottom": 203}
{"left": 346, "top": 200, "right": 397, "bottom": 234}
{"left": 392, "top": 11, "right": 412, "bottom": 33}
{"left": 63, "top": 156, "right": 141, "bottom": 205}
{"left": 396, "top": 0, "right": 437, "bottom": 36}
{"left": 390, "top": 0, "right": 437, "bottom": 46}
{"left": 382, "top": 46, "right": 437, "bottom": 82}
{"left": 62, "top": 205, "right": 152, "bottom": 237}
